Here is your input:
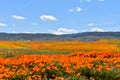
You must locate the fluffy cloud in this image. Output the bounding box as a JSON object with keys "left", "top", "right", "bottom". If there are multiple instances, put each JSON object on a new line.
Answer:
{"left": 69, "top": 7, "right": 82, "bottom": 13}
{"left": 76, "top": 7, "right": 82, "bottom": 12}
{"left": 24, "top": 32, "right": 36, "bottom": 34}
{"left": 86, "top": 23, "right": 104, "bottom": 32}
{"left": 12, "top": 15, "right": 25, "bottom": 20}
{"left": 52, "top": 27, "right": 77, "bottom": 35}
{"left": 90, "top": 27, "right": 104, "bottom": 32}
{"left": 40, "top": 15, "right": 57, "bottom": 21}
{"left": 0, "top": 23, "right": 7, "bottom": 27}
{"left": 88, "top": 23, "right": 94, "bottom": 27}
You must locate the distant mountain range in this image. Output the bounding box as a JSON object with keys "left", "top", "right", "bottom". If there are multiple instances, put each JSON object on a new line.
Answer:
{"left": 0, "top": 32, "right": 120, "bottom": 41}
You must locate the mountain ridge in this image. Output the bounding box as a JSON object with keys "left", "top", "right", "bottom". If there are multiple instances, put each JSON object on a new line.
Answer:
{"left": 0, "top": 32, "right": 120, "bottom": 41}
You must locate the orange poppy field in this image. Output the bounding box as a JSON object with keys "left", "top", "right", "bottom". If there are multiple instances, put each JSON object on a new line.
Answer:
{"left": 0, "top": 39, "right": 120, "bottom": 80}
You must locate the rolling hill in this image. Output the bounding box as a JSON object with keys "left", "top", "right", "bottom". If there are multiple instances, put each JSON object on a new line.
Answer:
{"left": 0, "top": 32, "right": 120, "bottom": 41}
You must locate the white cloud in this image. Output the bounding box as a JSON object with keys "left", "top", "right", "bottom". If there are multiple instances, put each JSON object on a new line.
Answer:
{"left": 97, "top": 0, "right": 104, "bottom": 1}
{"left": 90, "top": 27, "right": 104, "bottom": 32}
{"left": 76, "top": 7, "right": 82, "bottom": 12}
{"left": 0, "top": 23, "right": 7, "bottom": 27}
{"left": 40, "top": 15, "right": 57, "bottom": 21}
{"left": 69, "top": 7, "right": 82, "bottom": 13}
{"left": 88, "top": 23, "right": 94, "bottom": 27}
{"left": 52, "top": 27, "right": 77, "bottom": 35}
{"left": 24, "top": 32, "right": 36, "bottom": 34}
{"left": 12, "top": 15, "right": 25, "bottom": 20}
{"left": 11, "top": 30, "right": 16, "bottom": 33}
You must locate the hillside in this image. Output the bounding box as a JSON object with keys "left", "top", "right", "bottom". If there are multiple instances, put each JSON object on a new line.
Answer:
{"left": 0, "top": 32, "right": 120, "bottom": 41}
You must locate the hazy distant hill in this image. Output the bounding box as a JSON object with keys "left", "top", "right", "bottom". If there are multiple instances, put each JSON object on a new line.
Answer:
{"left": 0, "top": 32, "right": 120, "bottom": 41}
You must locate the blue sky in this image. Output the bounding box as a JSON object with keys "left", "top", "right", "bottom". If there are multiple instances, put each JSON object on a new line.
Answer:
{"left": 0, "top": 0, "right": 120, "bottom": 34}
